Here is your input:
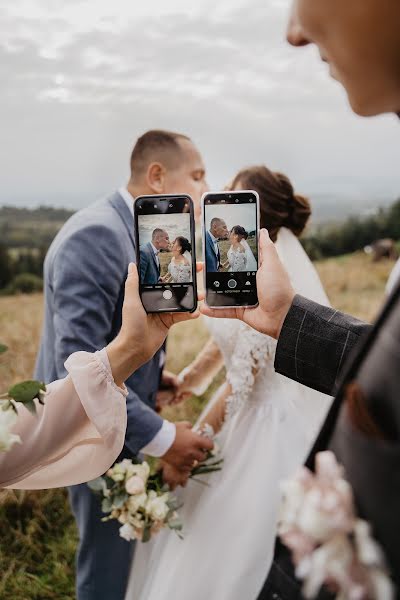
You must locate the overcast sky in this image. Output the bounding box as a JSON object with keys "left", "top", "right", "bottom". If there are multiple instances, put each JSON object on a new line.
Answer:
{"left": 1, "top": 0, "right": 399, "bottom": 209}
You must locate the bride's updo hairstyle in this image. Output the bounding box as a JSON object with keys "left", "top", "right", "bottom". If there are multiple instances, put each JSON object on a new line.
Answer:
{"left": 231, "top": 225, "right": 248, "bottom": 241}
{"left": 175, "top": 236, "right": 192, "bottom": 254}
{"left": 231, "top": 166, "right": 311, "bottom": 243}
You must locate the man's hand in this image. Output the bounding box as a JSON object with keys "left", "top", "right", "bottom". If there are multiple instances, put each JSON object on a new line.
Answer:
{"left": 156, "top": 370, "right": 180, "bottom": 410}
{"left": 162, "top": 422, "right": 213, "bottom": 470}
{"left": 161, "top": 462, "right": 190, "bottom": 490}
{"left": 200, "top": 229, "right": 295, "bottom": 340}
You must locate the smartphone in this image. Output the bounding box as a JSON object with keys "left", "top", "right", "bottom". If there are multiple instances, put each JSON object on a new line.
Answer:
{"left": 134, "top": 194, "right": 197, "bottom": 313}
{"left": 202, "top": 190, "right": 259, "bottom": 308}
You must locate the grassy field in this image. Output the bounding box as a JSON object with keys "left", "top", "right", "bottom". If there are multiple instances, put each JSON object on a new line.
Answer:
{"left": 0, "top": 251, "right": 395, "bottom": 598}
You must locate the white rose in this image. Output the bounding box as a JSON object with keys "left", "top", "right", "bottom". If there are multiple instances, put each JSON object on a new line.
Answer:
{"left": 0, "top": 408, "right": 21, "bottom": 452}
{"left": 119, "top": 523, "right": 135, "bottom": 542}
{"left": 131, "top": 462, "right": 150, "bottom": 484}
{"left": 128, "top": 493, "right": 147, "bottom": 513}
{"left": 146, "top": 493, "right": 169, "bottom": 522}
{"left": 126, "top": 476, "right": 145, "bottom": 495}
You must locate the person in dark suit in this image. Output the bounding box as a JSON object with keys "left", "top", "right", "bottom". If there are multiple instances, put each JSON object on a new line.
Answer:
{"left": 201, "top": 0, "right": 400, "bottom": 596}
{"left": 36, "top": 130, "right": 211, "bottom": 600}
{"left": 140, "top": 229, "right": 170, "bottom": 284}
{"left": 205, "top": 218, "right": 229, "bottom": 272}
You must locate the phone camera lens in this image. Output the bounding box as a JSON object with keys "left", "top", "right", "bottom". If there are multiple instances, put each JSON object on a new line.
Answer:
{"left": 154, "top": 204, "right": 157, "bottom": 208}
{"left": 169, "top": 203, "right": 173, "bottom": 208}
{"left": 235, "top": 199, "right": 239, "bottom": 203}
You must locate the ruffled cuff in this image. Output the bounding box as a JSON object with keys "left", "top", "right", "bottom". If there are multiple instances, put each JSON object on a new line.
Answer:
{"left": 64, "top": 349, "right": 128, "bottom": 439}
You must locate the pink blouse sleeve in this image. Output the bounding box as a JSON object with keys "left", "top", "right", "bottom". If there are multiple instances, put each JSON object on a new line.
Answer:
{"left": 0, "top": 349, "right": 128, "bottom": 489}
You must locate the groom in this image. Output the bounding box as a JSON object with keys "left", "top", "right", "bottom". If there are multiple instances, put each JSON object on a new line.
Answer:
{"left": 205, "top": 218, "right": 229, "bottom": 272}
{"left": 140, "top": 229, "right": 170, "bottom": 284}
{"left": 35, "top": 129, "right": 210, "bottom": 600}
{"left": 202, "top": 1, "right": 400, "bottom": 597}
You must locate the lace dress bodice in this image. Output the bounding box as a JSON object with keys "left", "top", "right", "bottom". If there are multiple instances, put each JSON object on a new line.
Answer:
{"left": 227, "top": 246, "right": 247, "bottom": 272}
{"left": 204, "top": 316, "right": 278, "bottom": 420}
{"left": 168, "top": 259, "right": 191, "bottom": 283}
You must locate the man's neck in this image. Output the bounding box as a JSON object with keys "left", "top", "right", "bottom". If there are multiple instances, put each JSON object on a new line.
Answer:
{"left": 127, "top": 180, "right": 152, "bottom": 198}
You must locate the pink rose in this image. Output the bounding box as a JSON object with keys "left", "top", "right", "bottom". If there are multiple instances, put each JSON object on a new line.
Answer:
{"left": 125, "top": 475, "right": 145, "bottom": 495}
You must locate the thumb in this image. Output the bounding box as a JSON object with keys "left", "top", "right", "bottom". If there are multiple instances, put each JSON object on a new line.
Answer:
{"left": 124, "top": 262, "right": 141, "bottom": 306}
{"left": 178, "top": 421, "right": 193, "bottom": 430}
{"left": 259, "top": 228, "right": 275, "bottom": 267}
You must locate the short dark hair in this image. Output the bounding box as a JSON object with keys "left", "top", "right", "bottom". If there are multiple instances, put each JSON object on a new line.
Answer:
{"left": 152, "top": 228, "right": 167, "bottom": 241}
{"left": 210, "top": 217, "right": 224, "bottom": 229}
{"left": 130, "top": 130, "right": 191, "bottom": 178}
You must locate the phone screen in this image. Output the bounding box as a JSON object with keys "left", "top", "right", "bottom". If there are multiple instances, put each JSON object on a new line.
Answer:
{"left": 134, "top": 195, "right": 197, "bottom": 313}
{"left": 202, "top": 190, "right": 259, "bottom": 308}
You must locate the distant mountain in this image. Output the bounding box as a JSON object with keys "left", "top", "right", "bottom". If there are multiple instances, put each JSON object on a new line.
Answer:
{"left": 308, "top": 193, "right": 396, "bottom": 225}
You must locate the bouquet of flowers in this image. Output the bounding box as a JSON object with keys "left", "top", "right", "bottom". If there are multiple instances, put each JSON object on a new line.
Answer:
{"left": 278, "top": 451, "right": 394, "bottom": 600}
{"left": 88, "top": 424, "right": 223, "bottom": 543}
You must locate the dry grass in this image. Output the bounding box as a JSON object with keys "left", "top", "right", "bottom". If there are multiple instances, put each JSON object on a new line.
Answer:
{"left": 0, "top": 252, "right": 395, "bottom": 599}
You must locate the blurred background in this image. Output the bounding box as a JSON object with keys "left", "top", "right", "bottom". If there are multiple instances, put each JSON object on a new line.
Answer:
{"left": 0, "top": 0, "right": 399, "bottom": 598}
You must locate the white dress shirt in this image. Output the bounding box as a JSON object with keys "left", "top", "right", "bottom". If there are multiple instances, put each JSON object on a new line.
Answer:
{"left": 118, "top": 187, "right": 176, "bottom": 457}
{"left": 209, "top": 230, "right": 220, "bottom": 260}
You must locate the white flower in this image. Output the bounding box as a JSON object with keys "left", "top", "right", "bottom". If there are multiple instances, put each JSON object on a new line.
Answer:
{"left": 128, "top": 492, "right": 147, "bottom": 513}
{"left": 354, "top": 519, "right": 385, "bottom": 567}
{"left": 119, "top": 523, "right": 136, "bottom": 541}
{"left": 131, "top": 462, "right": 150, "bottom": 484}
{"left": 146, "top": 493, "right": 170, "bottom": 522}
{"left": 0, "top": 407, "right": 21, "bottom": 452}
{"left": 126, "top": 476, "right": 145, "bottom": 495}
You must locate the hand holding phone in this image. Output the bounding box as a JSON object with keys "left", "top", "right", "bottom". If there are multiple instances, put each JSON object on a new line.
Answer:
{"left": 134, "top": 194, "right": 197, "bottom": 313}
{"left": 201, "top": 190, "right": 260, "bottom": 308}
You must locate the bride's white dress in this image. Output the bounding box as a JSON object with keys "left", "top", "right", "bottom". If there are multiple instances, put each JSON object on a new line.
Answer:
{"left": 126, "top": 228, "right": 332, "bottom": 600}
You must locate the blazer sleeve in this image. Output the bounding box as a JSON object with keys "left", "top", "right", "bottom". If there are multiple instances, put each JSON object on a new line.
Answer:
{"left": 51, "top": 225, "right": 163, "bottom": 451}
{"left": 139, "top": 248, "right": 149, "bottom": 282}
{"left": 274, "top": 295, "right": 372, "bottom": 396}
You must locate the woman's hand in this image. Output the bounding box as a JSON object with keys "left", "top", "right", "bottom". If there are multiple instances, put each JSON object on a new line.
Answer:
{"left": 107, "top": 263, "right": 200, "bottom": 387}
{"left": 201, "top": 229, "right": 295, "bottom": 340}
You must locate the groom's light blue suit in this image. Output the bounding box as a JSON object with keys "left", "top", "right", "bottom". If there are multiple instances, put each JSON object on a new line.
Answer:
{"left": 35, "top": 191, "right": 165, "bottom": 600}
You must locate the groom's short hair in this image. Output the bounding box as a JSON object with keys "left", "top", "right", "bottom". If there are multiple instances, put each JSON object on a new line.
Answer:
{"left": 210, "top": 218, "right": 224, "bottom": 230}
{"left": 152, "top": 228, "right": 167, "bottom": 241}
{"left": 130, "top": 130, "right": 191, "bottom": 179}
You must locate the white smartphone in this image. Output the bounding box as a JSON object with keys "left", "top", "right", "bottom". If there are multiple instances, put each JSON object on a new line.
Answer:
{"left": 201, "top": 189, "right": 260, "bottom": 308}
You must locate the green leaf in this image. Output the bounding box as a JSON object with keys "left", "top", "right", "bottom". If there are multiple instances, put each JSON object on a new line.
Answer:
{"left": 87, "top": 477, "right": 106, "bottom": 493}
{"left": 0, "top": 343, "right": 8, "bottom": 354}
{"left": 113, "top": 493, "right": 128, "bottom": 509}
{"left": 8, "top": 380, "right": 46, "bottom": 405}
{"left": 101, "top": 498, "right": 113, "bottom": 513}
{"left": 142, "top": 524, "right": 152, "bottom": 543}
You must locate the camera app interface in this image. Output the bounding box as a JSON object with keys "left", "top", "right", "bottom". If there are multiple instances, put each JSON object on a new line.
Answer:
{"left": 204, "top": 193, "right": 258, "bottom": 307}
{"left": 137, "top": 199, "right": 195, "bottom": 311}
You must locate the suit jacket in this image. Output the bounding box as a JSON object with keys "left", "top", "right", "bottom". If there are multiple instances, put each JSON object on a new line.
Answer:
{"left": 205, "top": 230, "right": 220, "bottom": 272}
{"left": 35, "top": 191, "right": 164, "bottom": 457}
{"left": 258, "top": 288, "right": 400, "bottom": 599}
{"left": 140, "top": 242, "right": 160, "bottom": 284}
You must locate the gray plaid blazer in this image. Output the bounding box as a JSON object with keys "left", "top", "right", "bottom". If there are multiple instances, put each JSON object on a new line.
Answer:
{"left": 257, "top": 288, "right": 400, "bottom": 599}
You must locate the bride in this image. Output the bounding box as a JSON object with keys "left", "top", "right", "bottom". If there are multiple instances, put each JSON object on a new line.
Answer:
{"left": 126, "top": 166, "right": 332, "bottom": 600}
{"left": 223, "top": 226, "right": 258, "bottom": 273}
{"left": 167, "top": 236, "right": 192, "bottom": 283}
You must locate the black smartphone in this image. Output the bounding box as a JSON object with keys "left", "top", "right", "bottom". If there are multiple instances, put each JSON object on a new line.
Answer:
{"left": 201, "top": 189, "right": 259, "bottom": 308}
{"left": 134, "top": 194, "right": 197, "bottom": 313}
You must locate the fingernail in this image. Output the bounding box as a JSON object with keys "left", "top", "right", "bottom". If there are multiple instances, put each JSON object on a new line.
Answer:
{"left": 128, "top": 262, "right": 134, "bottom": 273}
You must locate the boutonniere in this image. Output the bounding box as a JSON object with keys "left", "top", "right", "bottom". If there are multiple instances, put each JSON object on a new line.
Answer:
{"left": 278, "top": 451, "right": 394, "bottom": 600}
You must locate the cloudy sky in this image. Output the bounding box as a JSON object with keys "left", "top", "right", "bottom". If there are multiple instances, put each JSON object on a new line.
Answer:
{"left": 1, "top": 0, "right": 399, "bottom": 209}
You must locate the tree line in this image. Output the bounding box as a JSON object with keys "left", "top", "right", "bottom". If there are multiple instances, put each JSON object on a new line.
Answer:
{"left": 302, "top": 197, "right": 400, "bottom": 260}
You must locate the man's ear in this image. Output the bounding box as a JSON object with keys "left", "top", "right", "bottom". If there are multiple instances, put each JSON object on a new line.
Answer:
{"left": 146, "top": 162, "right": 166, "bottom": 194}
